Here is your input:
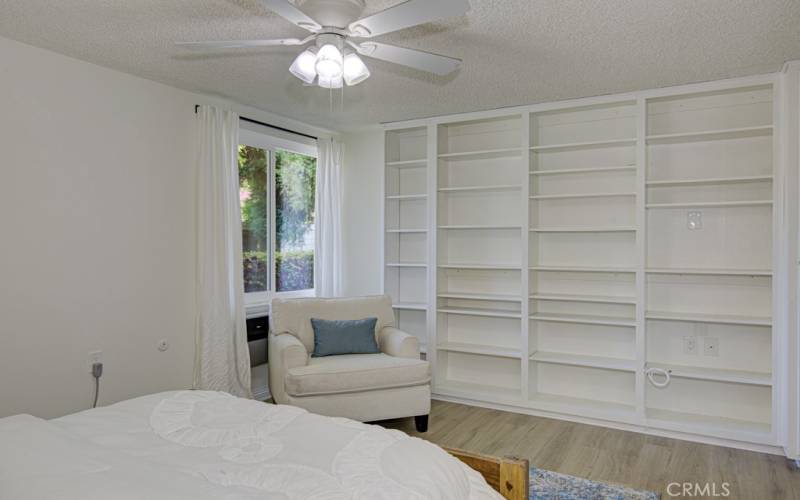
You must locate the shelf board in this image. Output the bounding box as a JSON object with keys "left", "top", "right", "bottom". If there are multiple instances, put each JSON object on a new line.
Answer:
{"left": 439, "top": 263, "right": 522, "bottom": 271}
{"left": 646, "top": 267, "right": 772, "bottom": 277}
{"left": 530, "top": 293, "right": 637, "bottom": 305}
{"left": 646, "top": 310, "right": 771, "bottom": 327}
{"left": 529, "top": 394, "right": 637, "bottom": 423}
{"left": 530, "top": 166, "right": 636, "bottom": 176}
{"left": 531, "top": 138, "right": 637, "bottom": 152}
{"left": 646, "top": 200, "right": 772, "bottom": 209}
{"left": 530, "top": 226, "right": 637, "bottom": 233}
{"left": 529, "top": 312, "right": 636, "bottom": 327}
{"left": 385, "top": 228, "right": 427, "bottom": 233}
{"left": 438, "top": 307, "right": 522, "bottom": 319}
{"left": 386, "top": 158, "right": 427, "bottom": 168}
{"left": 437, "top": 342, "right": 521, "bottom": 359}
{"left": 438, "top": 292, "right": 522, "bottom": 302}
{"left": 646, "top": 175, "right": 773, "bottom": 187}
{"left": 647, "top": 362, "right": 771, "bottom": 387}
{"left": 385, "top": 262, "right": 427, "bottom": 268}
{"left": 435, "top": 381, "right": 523, "bottom": 404}
{"left": 646, "top": 125, "right": 773, "bottom": 145}
{"left": 392, "top": 303, "right": 427, "bottom": 311}
{"left": 531, "top": 265, "right": 636, "bottom": 274}
{"left": 437, "top": 147, "right": 523, "bottom": 161}
{"left": 531, "top": 192, "right": 636, "bottom": 200}
{"left": 646, "top": 408, "right": 772, "bottom": 444}
{"left": 530, "top": 351, "right": 636, "bottom": 372}
{"left": 385, "top": 194, "right": 427, "bottom": 201}
{"left": 438, "top": 184, "right": 521, "bottom": 193}
{"left": 439, "top": 224, "right": 522, "bottom": 230}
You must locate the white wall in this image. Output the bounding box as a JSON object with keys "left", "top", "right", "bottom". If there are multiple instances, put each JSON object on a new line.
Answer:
{"left": 0, "top": 36, "right": 331, "bottom": 418}
{"left": 341, "top": 128, "right": 384, "bottom": 297}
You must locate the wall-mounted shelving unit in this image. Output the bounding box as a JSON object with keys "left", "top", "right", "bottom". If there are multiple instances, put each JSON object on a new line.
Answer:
{"left": 383, "top": 75, "right": 781, "bottom": 452}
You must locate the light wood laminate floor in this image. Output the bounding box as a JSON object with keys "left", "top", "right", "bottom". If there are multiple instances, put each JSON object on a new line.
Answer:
{"left": 379, "top": 400, "right": 800, "bottom": 500}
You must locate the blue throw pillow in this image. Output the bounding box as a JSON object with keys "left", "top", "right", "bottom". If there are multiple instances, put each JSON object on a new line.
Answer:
{"left": 310, "top": 317, "right": 380, "bottom": 357}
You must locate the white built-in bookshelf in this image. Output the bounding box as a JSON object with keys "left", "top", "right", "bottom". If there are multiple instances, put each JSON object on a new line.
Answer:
{"left": 382, "top": 76, "right": 779, "bottom": 451}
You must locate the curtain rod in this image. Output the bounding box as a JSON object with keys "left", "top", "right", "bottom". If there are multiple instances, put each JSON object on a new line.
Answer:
{"left": 194, "top": 105, "right": 318, "bottom": 141}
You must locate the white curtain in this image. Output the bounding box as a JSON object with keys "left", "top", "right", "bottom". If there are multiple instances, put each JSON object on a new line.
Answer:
{"left": 194, "top": 105, "right": 252, "bottom": 398}
{"left": 314, "top": 137, "right": 344, "bottom": 297}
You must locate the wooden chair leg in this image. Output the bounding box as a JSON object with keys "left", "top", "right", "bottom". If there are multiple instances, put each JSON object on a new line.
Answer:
{"left": 414, "top": 414, "right": 429, "bottom": 432}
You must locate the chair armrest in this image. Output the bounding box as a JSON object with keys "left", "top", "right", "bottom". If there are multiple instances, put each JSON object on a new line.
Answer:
{"left": 378, "top": 326, "right": 420, "bottom": 359}
{"left": 268, "top": 334, "right": 309, "bottom": 404}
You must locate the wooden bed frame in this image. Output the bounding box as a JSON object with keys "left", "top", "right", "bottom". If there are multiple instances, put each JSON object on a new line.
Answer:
{"left": 444, "top": 447, "right": 529, "bottom": 500}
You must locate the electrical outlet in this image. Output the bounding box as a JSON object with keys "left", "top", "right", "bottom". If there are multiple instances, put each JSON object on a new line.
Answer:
{"left": 687, "top": 211, "right": 703, "bottom": 230}
{"left": 683, "top": 336, "right": 697, "bottom": 355}
{"left": 704, "top": 336, "right": 719, "bottom": 357}
{"left": 157, "top": 339, "right": 169, "bottom": 352}
{"left": 88, "top": 351, "right": 103, "bottom": 372}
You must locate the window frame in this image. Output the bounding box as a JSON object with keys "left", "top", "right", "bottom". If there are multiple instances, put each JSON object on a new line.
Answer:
{"left": 239, "top": 127, "right": 318, "bottom": 312}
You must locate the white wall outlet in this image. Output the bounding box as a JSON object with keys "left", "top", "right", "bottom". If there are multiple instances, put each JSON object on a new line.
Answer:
{"left": 687, "top": 211, "right": 703, "bottom": 230}
{"left": 88, "top": 350, "right": 103, "bottom": 371}
{"left": 703, "top": 336, "right": 719, "bottom": 357}
{"left": 683, "top": 336, "right": 697, "bottom": 355}
{"left": 157, "top": 339, "right": 169, "bottom": 352}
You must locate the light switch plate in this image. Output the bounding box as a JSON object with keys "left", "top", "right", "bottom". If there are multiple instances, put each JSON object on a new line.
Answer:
{"left": 687, "top": 211, "right": 703, "bottom": 230}
{"left": 683, "top": 336, "right": 697, "bottom": 355}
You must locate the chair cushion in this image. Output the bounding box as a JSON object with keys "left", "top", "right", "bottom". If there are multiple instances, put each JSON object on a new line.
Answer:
{"left": 311, "top": 317, "right": 380, "bottom": 357}
{"left": 285, "top": 354, "right": 430, "bottom": 397}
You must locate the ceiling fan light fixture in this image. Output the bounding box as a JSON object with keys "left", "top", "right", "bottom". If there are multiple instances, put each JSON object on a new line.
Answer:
{"left": 289, "top": 48, "right": 318, "bottom": 84}
{"left": 318, "top": 74, "right": 344, "bottom": 89}
{"left": 343, "top": 51, "right": 370, "bottom": 86}
{"left": 315, "top": 43, "right": 344, "bottom": 80}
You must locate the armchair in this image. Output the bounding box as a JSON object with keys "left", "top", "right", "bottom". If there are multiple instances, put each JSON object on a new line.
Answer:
{"left": 268, "top": 295, "right": 431, "bottom": 431}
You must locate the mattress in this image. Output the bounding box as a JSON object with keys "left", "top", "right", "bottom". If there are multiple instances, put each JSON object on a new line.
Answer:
{"left": 0, "top": 391, "right": 502, "bottom": 499}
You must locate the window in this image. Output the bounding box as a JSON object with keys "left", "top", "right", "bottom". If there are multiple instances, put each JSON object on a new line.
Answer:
{"left": 238, "top": 128, "right": 317, "bottom": 305}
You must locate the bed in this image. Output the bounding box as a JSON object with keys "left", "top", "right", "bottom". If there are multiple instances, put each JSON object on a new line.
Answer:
{"left": 0, "top": 391, "right": 528, "bottom": 499}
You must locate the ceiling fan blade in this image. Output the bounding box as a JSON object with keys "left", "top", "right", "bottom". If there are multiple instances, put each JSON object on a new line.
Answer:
{"left": 348, "top": 0, "right": 469, "bottom": 38}
{"left": 256, "top": 0, "right": 322, "bottom": 32}
{"left": 176, "top": 38, "right": 305, "bottom": 50}
{"left": 353, "top": 42, "right": 461, "bottom": 76}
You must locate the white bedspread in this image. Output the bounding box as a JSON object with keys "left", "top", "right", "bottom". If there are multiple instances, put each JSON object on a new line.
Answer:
{"left": 0, "top": 391, "right": 502, "bottom": 499}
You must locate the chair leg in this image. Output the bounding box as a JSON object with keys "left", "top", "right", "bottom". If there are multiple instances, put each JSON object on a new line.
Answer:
{"left": 414, "top": 414, "right": 429, "bottom": 433}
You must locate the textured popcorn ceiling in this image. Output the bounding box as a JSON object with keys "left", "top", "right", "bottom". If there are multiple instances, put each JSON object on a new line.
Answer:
{"left": 1, "top": 0, "right": 799, "bottom": 130}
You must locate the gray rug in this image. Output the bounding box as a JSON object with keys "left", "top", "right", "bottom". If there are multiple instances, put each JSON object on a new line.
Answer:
{"left": 530, "top": 467, "right": 660, "bottom": 500}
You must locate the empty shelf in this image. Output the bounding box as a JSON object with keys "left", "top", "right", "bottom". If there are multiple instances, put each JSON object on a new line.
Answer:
{"left": 529, "top": 394, "right": 637, "bottom": 422}
{"left": 392, "top": 303, "right": 427, "bottom": 311}
{"left": 530, "top": 293, "right": 637, "bottom": 305}
{"left": 530, "top": 165, "right": 636, "bottom": 176}
{"left": 385, "top": 194, "right": 426, "bottom": 200}
{"left": 440, "top": 263, "right": 521, "bottom": 271}
{"left": 531, "top": 265, "right": 636, "bottom": 273}
{"left": 385, "top": 228, "right": 427, "bottom": 233}
{"left": 435, "top": 381, "right": 522, "bottom": 403}
{"left": 439, "top": 184, "right": 521, "bottom": 193}
{"left": 439, "top": 307, "right": 522, "bottom": 319}
{"left": 646, "top": 200, "right": 772, "bottom": 209}
{"left": 438, "top": 342, "right": 521, "bottom": 358}
{"left": 439, "top": 224, "right": 522, "bottom": 230}
{"left": 646, "top": 363, "right": 772, "bottom": 386}
{"left": 437, "top": 147, "right": 523, "bottom": 161}
{"left": 646, "top": 310, "right": 771, "bottom": 326}
{"left": 646, "top": 125, "right": 773, "bottom": 145}
{"left": 531, "top": 192, "right": 636, "bottom": 200}
{"left": 529, "top": 313, "right": 636, "bottom": 327}
{"left": 386, "top": 159, "right": 427, "bottom": 167}
{"left": 646, "top": 175, "right": 773, "bottom": 187}
{"left": 385, "top": 262, "right": 427, "bottom": 268}
{"left": 531, "top": 226, "right": 636, "bottom": 233}
{"left": 530, "top": 351, "right": 636, "bottom": 372}
{"left": 531, "top": 138, "right": 637, "bottom": 152}
{"left": 438, "top": 292, "right": 522, "bottom": 302}
{"left": 646, "top": 409, "right": 772, "bottom": 444}
{"left": 646, "top": 267, "right": 772, "bottom": 277}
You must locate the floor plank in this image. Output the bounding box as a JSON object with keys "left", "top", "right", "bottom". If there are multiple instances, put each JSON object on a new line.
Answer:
{"left": 378, "top": 400, "right": 800, "bottom": 499}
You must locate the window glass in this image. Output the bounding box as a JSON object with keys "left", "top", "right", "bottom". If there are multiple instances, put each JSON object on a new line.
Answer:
{"left": 238, "top": 145, "right": 270, "bottom": 293}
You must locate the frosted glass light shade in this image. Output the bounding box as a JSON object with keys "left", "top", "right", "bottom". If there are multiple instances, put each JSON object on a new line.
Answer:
{"left": 318, "top": 74, "right": 343, "bottom": 89}
{"left": 315, "top": 44, "right": 343, "bottom": 80}
{"left": 343, "top": 52, "right": 370, "bottom": 86}
{"left": 289, "top": 49, "right": 317, "bottom": 84}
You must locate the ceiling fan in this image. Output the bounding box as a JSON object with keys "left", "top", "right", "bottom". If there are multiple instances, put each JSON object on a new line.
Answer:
{"left": 178, "top": 0, "right": 470, "bottom": 89}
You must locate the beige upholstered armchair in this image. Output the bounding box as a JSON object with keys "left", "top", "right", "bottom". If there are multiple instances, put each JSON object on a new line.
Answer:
{"left": 268, "top": 295, "right": 431, "bottom": 431}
